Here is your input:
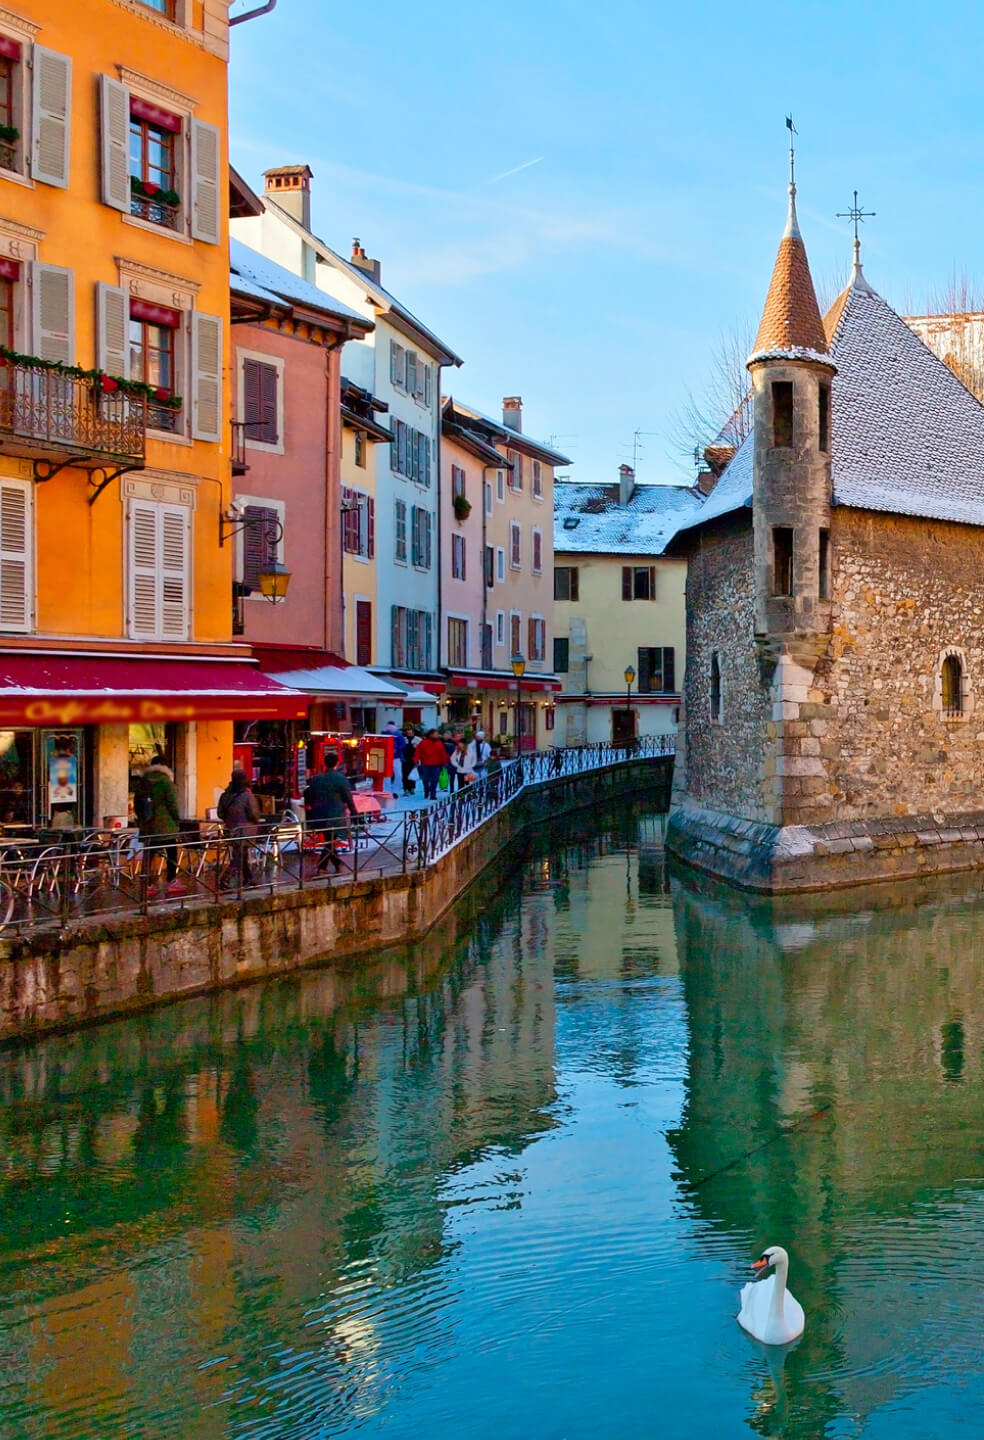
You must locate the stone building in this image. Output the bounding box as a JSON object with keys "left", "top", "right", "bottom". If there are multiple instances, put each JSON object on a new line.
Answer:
{"left": 667, "top": 169, "right": 984, "bottom": 892}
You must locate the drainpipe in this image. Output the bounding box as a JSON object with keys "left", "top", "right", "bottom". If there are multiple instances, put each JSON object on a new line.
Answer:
{"left": 229, "top": 0, "right": 277, "bottom": 24}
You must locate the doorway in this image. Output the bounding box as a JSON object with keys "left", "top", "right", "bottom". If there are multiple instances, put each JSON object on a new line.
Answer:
{"left": 612, "top": 708, "right": 636, "bottom": 744}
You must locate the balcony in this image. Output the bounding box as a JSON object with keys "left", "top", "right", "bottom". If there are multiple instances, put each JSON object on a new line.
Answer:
{"left": 130, "top": 193, "right": 181, "bottom": 233}
{"left": 0, "top": 359, "right": 146, "bottom": 483}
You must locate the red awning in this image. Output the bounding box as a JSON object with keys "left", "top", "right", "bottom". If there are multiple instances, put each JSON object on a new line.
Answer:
{"left": 0, "top": 653, "right": 308, "bottom": 725}
{"left": 447, "top": 672, "right": 562, "bottom": 693}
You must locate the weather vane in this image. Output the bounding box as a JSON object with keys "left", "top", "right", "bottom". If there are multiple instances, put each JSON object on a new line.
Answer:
{"left": 837, "top": 190, "right": 875, "bottom": 244}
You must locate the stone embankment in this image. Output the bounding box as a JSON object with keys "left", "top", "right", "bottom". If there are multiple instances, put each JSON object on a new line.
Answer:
{"left": 0, "top": 753, "right": 671, "bottom": 1044}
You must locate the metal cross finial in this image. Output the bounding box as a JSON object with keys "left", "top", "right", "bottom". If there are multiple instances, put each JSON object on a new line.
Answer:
{"left": 837, "top": 190, "right": 875, "bottom": 244}
{"left": 785, "top": 114, "right": 797, "bottom": 190}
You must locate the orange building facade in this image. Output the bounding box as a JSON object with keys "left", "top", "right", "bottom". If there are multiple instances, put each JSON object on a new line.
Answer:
{"left": 0, "top": 0, "right": 300, "bottom": 830}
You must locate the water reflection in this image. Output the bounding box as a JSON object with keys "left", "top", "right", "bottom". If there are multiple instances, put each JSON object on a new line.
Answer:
{"left": 4, "top": 812, "right": 984, "bottom": 1437}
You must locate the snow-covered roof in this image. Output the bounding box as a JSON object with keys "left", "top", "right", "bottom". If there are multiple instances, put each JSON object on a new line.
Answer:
{"left": 672, "top": 269, "right": 984, "bottom": 541}
{"left": 230, "top": 238, "right": 371, "bottom": 330}
{"left": 554, "top": 481, "right": 702, "bottom": 555}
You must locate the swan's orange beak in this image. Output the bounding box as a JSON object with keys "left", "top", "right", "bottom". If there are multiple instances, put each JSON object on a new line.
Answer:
{"left": 751, "top": 1256, "right": 769, "bottom": 1271}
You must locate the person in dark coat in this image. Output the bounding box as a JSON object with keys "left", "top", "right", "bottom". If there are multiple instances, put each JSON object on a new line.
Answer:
{"left": 303, "top": 751, "right": 358, "bottom": 873}
{"left": 218, "top": 768, "right": 262, "bottom": 885}
{"left": 139, "top": 760, "right": 182, "bottom": 890}
{"left": 401, "top": 729, "right": 418, "bottom": 795}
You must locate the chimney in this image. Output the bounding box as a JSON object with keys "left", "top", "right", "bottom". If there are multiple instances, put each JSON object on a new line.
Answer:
{"left": 263, "top": 164, "right": 313, "bottom": 230}
{"left": 618, "top": 464, "right": 636, "bottom": 507}
{"left": 350, "top": 237, "right": 381, "bottom": 285}
{"left": 502, "top": 396, "right": 522, "bottom": 432}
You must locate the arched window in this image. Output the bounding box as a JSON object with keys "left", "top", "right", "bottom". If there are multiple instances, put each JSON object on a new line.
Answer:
{"left": 942, "top": 653, "right": 963, "bottom": 717}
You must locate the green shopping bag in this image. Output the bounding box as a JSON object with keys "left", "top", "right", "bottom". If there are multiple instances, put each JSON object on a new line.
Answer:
{"left": 438, "top": 768, "right": 450, "bottom": 792}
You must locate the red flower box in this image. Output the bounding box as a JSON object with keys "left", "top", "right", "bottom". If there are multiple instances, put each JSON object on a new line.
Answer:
{"left": 100, "top": 375, "right": 118, "bottom": 394}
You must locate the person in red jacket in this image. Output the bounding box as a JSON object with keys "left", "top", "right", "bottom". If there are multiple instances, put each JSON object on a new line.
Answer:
{"left": 415, "top": 729, "right": 449, "bottom": 800}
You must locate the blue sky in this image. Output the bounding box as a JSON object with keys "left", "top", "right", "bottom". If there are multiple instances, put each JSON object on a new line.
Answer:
{"left": 229, "top": 0, "right": 982, "bottom": 486}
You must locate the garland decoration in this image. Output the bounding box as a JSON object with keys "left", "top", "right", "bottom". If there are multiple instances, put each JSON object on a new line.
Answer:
{"left": 130, "top": 175, "right": 180, "bottom": 208}
{"left": 0, "top": 124, "right": 19, "bottom": 145}
{"left": 0, "top": 345, "right": 183, "bottom": 410}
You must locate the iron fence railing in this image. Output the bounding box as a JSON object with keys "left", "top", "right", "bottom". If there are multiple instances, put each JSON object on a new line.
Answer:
{"left": 0, "top": 360, "right": 146, "bottom": 460}
{"left": 0, "top": 737, "right": 673, "bottom": 938}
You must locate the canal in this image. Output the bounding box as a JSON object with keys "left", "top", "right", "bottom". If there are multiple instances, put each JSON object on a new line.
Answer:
{"left": 1, "top": 805, "right": 983, "bottom": 1438}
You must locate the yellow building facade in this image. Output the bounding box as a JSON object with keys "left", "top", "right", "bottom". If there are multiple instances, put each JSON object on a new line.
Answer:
{"left": 0, "top": 1, "right": 299, "bottom": 829}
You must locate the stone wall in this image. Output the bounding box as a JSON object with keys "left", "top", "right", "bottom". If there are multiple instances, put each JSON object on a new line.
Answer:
{"left": 0, "top": 756, "right": 672, "bottom": 1044}
{"left": 682, "top": 516, "right": 772, "bottom": 820}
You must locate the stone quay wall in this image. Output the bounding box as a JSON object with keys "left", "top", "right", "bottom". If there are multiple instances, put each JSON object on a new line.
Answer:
{"left": 0, "top": 755, "right": 672, "bottom": 1044}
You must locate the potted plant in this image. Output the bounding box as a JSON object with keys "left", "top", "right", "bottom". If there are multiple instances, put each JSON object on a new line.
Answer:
{"left": 453, "top": 493, "right": 472, "bottom": 522}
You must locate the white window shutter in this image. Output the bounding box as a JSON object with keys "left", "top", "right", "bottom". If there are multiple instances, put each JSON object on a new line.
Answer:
{"left": 96, "top": 282, "right": 129, "bottom": 378}
{"left": 99, "top": 75, "right": 129, "bottom": 212}
{"left": 0, "top": 483, "right": 32, "bottom": 633}
{"left": 32, "top": 47, "right": 71, "bottom": 189}
{"left": 190, "top": 119, "right": 220, "bottom": 244}
{"left": 128, "top": 501, "right": 159, "bottom": 638}
{"left": 160, "top": 505, "right": 189, "bottom": 639}
{"left": 32, "top": 263, "right": 74, "bottom": 364}
{"left": 191, "top": 311, "right": 222, "bottom": 440}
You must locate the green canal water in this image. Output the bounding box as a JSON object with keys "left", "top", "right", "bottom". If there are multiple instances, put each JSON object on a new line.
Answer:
{"left": 2, "top": 808, "right": 984, "bottom": 1438}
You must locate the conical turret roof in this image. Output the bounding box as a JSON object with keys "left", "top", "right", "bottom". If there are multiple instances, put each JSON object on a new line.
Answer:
{"left": 750, "top": 187, "right": 828, "bottom": 359}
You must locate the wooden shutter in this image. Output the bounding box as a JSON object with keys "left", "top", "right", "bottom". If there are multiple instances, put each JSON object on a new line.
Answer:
{"left": 0, "top": 482, "right": 31, "bottom": 632}
{"left": 32, "top": 47, "right": 71, "bottom": 189}
{"left": 96, "top": 282, "right": 129, "bottom": 377}
{"left": 391, "top": 605, "right": 402, "bottom": 666}
{"left": 396, "top": 421, "right": 407, "bottom": 476}
{"left": 406, "top": 350, "right": 417, "bottom": 395}
{"left": 243, "top": 359, "right": 277, "bottom": 444}
{"left": 422, "top": 611, "right": 433, "bottom": 670}
{"left": 243, "top": 357, "right": 260, "bottom": 430}
{"left": 648, "top": 565, "right": 656, "bottom": 598}
{"left": 528, "top": 617, "right": 535, "bottom": 658}
{"left": 621, "top": 566, "right": 632, "bottom": 600}
{"left": 128, "top": 501, "right": 159, "bottom": 637}
{"left": 422, "top": 435, "right": 431, "bottom": 487}
{"left": 662, "top": 647, "right": 675, "bottom": 693}
{"left": 160, "top": 505, "right": 189, "bottom": 639}
{"left": 190, "top": 119, "right": 220, "bottom": 244}
{"left": 32, "top": 263, "right": 73, "bottom": 364}
{"left": 99, "top": 75, "right": 129, "bottom": 211}
{"left": 243, "top": 504, "right": 277, "bottom": 588}
{"left": 637, "top": 647, "right": 652, "bottom": 694}
{"left": 424, "top": 364, "right": 432, "bottom": 406}
{"left": 533, "top": 530, "right": 542, "bottom": 572}
{"left": 367, "top": 496, "right": 375, "bottom": 559}
{"left": 570, "top": 567, "right": 579, "bottom": 602}
{"left": 390, "top": 341, "right": 404, "bottom": 386}
{"left": 191, "top": 311, "right": 222, "bottom": 440}
{"left": 355, "top": 600, "right": 372, "bottom": 666}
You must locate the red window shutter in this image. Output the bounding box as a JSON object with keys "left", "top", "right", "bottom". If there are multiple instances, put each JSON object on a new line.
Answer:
{"left": 243, "top": 504, "right": 276, "bottom": 589}
{"left": 342, "top": 487, "right": 359, "bottom": 553}
{"left": 367, "top": 497, "right": 375, "bottom": 558}
{"left": 528, "top": 616, "right": 535, "bottom": 656}
{"left": 649, "top": 565, "right": 656, "bottom": 598}
{"left": 571, "top": 567, "right": 579, "bottom": 602}
{"left": 622, "top": 566, "right": 632, "bottom": 600}
{"left": 243, "top": 359, "right": 260, "bottom": 431}
{"left": 259, "top": 362, "right": 278, "bottom": 445}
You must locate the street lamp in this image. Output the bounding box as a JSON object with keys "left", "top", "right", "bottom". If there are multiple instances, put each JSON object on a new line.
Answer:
{"left": 624, "top": 664, "right": 636, "bottom": 742}
{"left": 511, "top": 651, "right": 526, "bottom": 754}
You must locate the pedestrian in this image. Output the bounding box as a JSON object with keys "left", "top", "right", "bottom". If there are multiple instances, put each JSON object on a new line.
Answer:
{"left": 401, "top": 728, "right": 418, "bottom": 795}
{"left": 465, "top": 729, "right": 491, "bottom": 781}
{"left": 218, "top": 768, "right": 262, "bottom": 886}
{"left": 384, "top": 719, "right": 406, "bottom": 793}
{"left": 415, "top": 728, "right": 450, "bottom": 801}
{"left": 449, "top": 737, "right": 471, "bottom": 790}
{"left": 138, "top": 758, "right": 183, "bottom": 894}
{"left": 303, "top": 751, "right": 358, "bottom": 873}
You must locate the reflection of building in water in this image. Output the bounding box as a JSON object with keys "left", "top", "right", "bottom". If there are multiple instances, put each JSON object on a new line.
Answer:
{"left": 0, "top": 884, "right": 557, "bottom": 1433}
{"left": 668, "top": 870, "right": 984, "bottom": 1431}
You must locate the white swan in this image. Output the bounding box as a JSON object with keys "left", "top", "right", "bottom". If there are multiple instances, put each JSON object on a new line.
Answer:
{"left": 737, "top": 1245, "right": 805, "bottom": 1345}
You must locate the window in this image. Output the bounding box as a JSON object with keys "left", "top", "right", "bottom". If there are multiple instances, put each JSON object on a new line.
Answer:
{"left": 507, "top": 449, "right": 522, "bottom": 489}
{"left": 127, "top": 498, "right": 189, "bottom": 640}
{"left": 451, "top": 532, "right": 466, "bottom": 580}
{"left": 484, "top": 481, "right": 493, "bottom": 515}
{"left": 129, "top": 98, "right": 180, "bottom": 230}
{"left": 554, "top": 566, "right": 579, "bottom": 602}
{"left": 621, "top": 565, "right": 656, "bottom": 600}
{"left": 772, "top": 380, "right": 794, "bottom": 448}
{"left": 528, "top": 617, "right": 545, "bottom": 662}
{"left": 496, "top": 548, "right": 505, "bottom": 582}
{"left": 545, "top": 707, "right": 555, "bottom": 732}
{"left": 394, "top": 499, "right": 407, "bottom": 562}
{"left": 510, "top": 522, "right": 521, "bottom": 569}
{"left": 354, "top": 430, "right": 366, "bottom": 468}
{"left": 496, "top": 469, "right": 505, "bottom": 502}
{"left": 242, "top": 504, "right": 279, "bottom": 591}
{"left": 0, "top": 269, "right": 15, "bottom": 350}
{"left": 140, "top": 0, "right": 176, "bottom": 14}
{"left": 485, "top": 544, "right": 494, "bottom": 588}
{"left": 819, "top": 527, "right": 830, "bottom": 600}
{"left": 553, "top": 637, "right": 569, "bottom": 673}
{"left": 481, "top": 623, "right": 493, "bottom": 669}
{"left": 342, "top": 488, "right": 374, "bottom": 559}
{"left": 818, "top": 383, "right": 830, "bottom": 452}
{"left": 532, "top": 528, "right": 543, "bottom": 574}
{"left": 637, "top": 646, "right": 676, "bottom": 694}
{"left": 510, "top": 612, "right": 521, "bottom": 655}
{"left": 0, "top": 37, "right": 22, "bottom": 175}
{"left": 411, "top": 506, "right": 432, "bottom": 568}
{"left": 390, "top": 340, "right": 405, "bottom": 388}
{"left": 532, "top": 460, "right": 542, "bottom": 498}
{"left": 390, "top": 419, "right": 431, "bottom": 485}
{"left": 448, "top": 617, "right": 468, "bottom": 668}
{"left": 451, "top": 464, "right": 466, "bottom": 499}
{"left": 772, "top": 527, "right": 793, "bottom": 596}
{"left": 242, "top": 357, "right": 279, "bottom": 446}
{"left": 496, "top": 611, "right": 505, "bottom": 645}
{"left": 942, "top": 654, "right": 963, "bottom": 718}
{"left": 392, "top": 606, "right": 433, "bottom": 667}
{"left": 355, "top": 599, "right": 372, "bottom": 666}
{"left": 129, "top": 301, "right": 179, "bottom": 432}
{"left": 0, "top": 480, "right": 32, "bottom": 633}
{"left": 710, "top": 651, "right": 722, "bottom": 723}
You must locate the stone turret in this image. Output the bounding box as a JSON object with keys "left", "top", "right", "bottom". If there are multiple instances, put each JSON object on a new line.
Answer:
{"left": 747, "top": 169, "right": 835, "bottom": 651}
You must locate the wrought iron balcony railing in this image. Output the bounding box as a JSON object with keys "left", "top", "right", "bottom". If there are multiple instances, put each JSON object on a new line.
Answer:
{"left": 0, "top": 360, "right": 146, "bottom": 475}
